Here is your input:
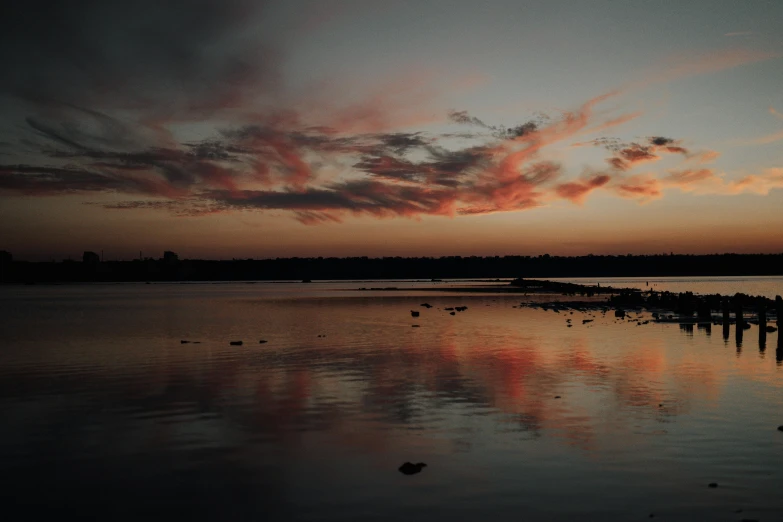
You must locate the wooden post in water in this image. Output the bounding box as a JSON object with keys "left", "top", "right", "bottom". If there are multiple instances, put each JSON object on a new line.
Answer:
{"left": 759, "top": 299, "right": 767, "bottom": 351}
{"left": 735, "top": 299, "right": 744, "bottom": 348}
{"left": 722, "top": 299, "right": 730, "bottom": 341}
{"left": 697, "top": 300, "right": 711, "bottom": 322}
{"left": 778, "top": 296, "right": 783, "bottom": 352}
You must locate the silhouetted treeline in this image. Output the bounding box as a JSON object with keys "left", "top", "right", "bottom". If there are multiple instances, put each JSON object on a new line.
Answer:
{"left": 2, "top": 253, "right": 783, "bottom": 283}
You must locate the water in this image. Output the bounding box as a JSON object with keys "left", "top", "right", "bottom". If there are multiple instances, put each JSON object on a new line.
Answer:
{"left": 1, "top": 280, "right": 783, "bottom": 521}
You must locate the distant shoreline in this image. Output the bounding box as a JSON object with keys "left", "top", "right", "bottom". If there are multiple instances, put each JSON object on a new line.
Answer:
{"left": 1, "top": 253, "right": 782, "bottom": 284}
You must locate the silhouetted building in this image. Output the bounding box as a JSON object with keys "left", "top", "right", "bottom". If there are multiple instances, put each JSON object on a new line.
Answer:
{"left": 163, "top": 251, "right": 179, "bottom": 264}
{"left": 83, "top": 251, "right": 100, "bottom": 265}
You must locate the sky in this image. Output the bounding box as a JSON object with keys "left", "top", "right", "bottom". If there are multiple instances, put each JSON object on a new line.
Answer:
{"left": 1, "top": 0, "right": 782, "bottom": 261}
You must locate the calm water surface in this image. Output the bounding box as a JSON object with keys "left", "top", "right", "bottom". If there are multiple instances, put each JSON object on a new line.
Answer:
{"left": 1, "top": 282, "right": 783, "bottom": 521}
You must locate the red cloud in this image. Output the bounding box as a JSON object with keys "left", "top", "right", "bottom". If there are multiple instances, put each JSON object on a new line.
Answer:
{"left": 3, "top": 85, "right": 779, "bottom": 224}
{"left": 613, "top": 176, "right": 662, "bottom": 200}
{"left": 664, "top": 169, "right": 717, "bottom": 186}
{"left": 554, "top": 174, "right": 611, "bottom": 203}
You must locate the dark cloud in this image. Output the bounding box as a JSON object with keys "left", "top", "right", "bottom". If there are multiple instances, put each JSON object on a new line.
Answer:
{"left": 209, "top": 180, "right": 458, "bottom": 220}
{"left": 46, "top": 145, "right": 242, "bottom": 191}
{"left": 0, "top": 163, "right": 179, "bottom": 196}
{"left": 448, "top": 111, "right": 546, "bottom": 142}
{"left": 352, "top": 143, "right": 489, "bottom": 187}
{"left": 506, "top": 121, "right": 539, "bottom": 138}
{"left": 97, "top": 199, "right": 225, "bottom": 216}
{"left": 375, "top": 132, "right": 430, "bottom": 155}
{"left": 649, "top": 136, "right": 674, "bottom": 146}
{"left": 448, "top": 110, "right": 488, "bottom": 127}
{"left": 186, "top": 142, "right": 236, "bottom": 161}
{"left": 586, "top": 136, "right": 690, "bottom": 171}
{"left": 448, "top": 110, "right": 541, "bottom": 141}
{"left": 22, "top": 105, "right": 161, "bottom": 155}
{"left": 352, "top": 156, "right": 422, "bottom": 183}
{"left": 1, "top": 0, "right": 277, "bottom": 117}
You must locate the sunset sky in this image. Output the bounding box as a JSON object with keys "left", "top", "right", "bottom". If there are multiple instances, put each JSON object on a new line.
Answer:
{"left": 1, "top": 0, "right": 782, "bottom": 260}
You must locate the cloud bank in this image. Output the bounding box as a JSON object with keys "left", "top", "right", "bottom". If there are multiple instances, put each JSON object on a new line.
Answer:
{"left": 0, "top": 1, "right": 781, "bottom": 225}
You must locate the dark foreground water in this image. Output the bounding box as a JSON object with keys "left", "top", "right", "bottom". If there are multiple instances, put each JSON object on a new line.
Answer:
{"left": 1, "top": 281, "right": 783, "bottom": 521}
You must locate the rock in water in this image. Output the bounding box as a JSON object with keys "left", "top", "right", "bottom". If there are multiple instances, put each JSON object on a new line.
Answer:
{"left": 259, "top": 340, "right": 268, "bottom": 344}
{"left": 614, "top": 309, "right": 626, "bottom": 318}
{"left": 398, "top": 462, "right": 427, "bottom": 475}
{"left": 707, "top": 482, "right": 718, "bottom": 488}
{"left": 411, "top": 310, "right": 420, "bottom": 317}
{"left": 229, "top": 341, "right": 243, "bottom": 346}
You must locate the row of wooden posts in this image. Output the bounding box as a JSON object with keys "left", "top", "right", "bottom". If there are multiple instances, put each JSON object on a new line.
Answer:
{"left": 721, "top": 295, "right": 783, "bottom": 349}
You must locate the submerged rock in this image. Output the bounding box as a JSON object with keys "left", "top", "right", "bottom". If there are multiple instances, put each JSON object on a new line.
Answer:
{"left": 229, "top": 341, "right": 243, "bottom": 346}
{"left": 708, "top": 482, "right": 718, "bottom": 488}
{"left": 450, "top": 311, "right": 456, "bottom": 315}
{"left": 411, "top": 310, "right": 420, "bottom": 317}
{"left": 398, "top": 462, "right": 427, "bottom": 475}
{"left": 180, "top": 340, "right": 190, "bottom": 344}
{"left": 259, "top": 340, "right": 267, "bottom": 344}
{"left": 420, "top": 303, "right": 433, "bottom": 308}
